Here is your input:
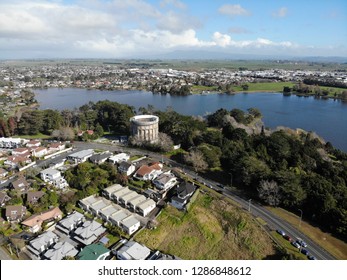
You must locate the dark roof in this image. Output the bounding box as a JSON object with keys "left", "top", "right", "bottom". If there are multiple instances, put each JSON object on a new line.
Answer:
{"left": 177, "top": 182, "right": 196, "bottom": 197}
{"left": 0, "top": 192, "right": 11, "bottom": 204}
{"left": 89, "top": 152, "right": 112, "bottom": 162}
{"left": 119, "top": 161, "right": 132, "bottom": 169}
{"left": 5, "top": 205, "right": 27, "bottom": 221}
{"left": 27, "top": 191, "right": 45, "bottom": 204}
{"left": 11, "top": 178, "right": 29, "bottom": 191}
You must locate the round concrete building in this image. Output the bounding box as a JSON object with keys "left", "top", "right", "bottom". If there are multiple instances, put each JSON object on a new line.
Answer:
{"left": 130, "top": 115, "right": 159, "bottom": 143}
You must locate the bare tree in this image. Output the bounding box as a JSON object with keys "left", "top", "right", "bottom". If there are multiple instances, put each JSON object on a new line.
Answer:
{"left": 51, "top": 126, "right": 75, "bottom": 140}
{"left": 257, "top": 180, "right": 281, "bottom": 206}
{"left": 184, "top": 149, "right": 208, "bottom": 172}
{"left": 157, "top": 132, "right": 173, "bottom": 152}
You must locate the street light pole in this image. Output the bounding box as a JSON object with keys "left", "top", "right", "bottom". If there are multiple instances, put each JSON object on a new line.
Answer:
{"left": 248, "top": 199, "right": 252, "bottom": 212}
{"left": 298, "top": 209, "right": 303, "bottom": 228}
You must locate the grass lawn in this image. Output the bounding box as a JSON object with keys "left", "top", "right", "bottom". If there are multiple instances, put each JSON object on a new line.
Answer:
{"left": 135, "top": 192, "right": 275, "bottom": 259}
{"left": 266, "top": 206, "right": 347, "bottom": 260}
{"left": 191, "top": 85, "right": 219, "bottom": 94}
{"left": 13, "top": 133, "right": 52, "bottom": 139}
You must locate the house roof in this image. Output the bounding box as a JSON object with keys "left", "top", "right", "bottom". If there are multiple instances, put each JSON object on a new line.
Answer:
{"left": 26, "top": 191, "right": 45, "bottom": 204}
{"left": 103, "top": 184, "right": 123, "bottom": 195}
{"left": 89, "top": 152, "right": 112, "bottom": 162}
{"left": 99, "top": 205, "right": 118, "bottom": 217}
{"left": 74, "top": 220, "right": 106, "bottom": 244}
{"left": 118, "top": 161, "right": 133, "bottom": 169}
{"left": 29, "top": 231, "right": 58, "bottom": 251}
{"left": 0, "top": 192, "right": 11, "bottom": 204}
{"left": 78, "top": 243, "right": 110, "bottom": 260}
{"left": 22, "top": 207, "right": 63, "bottom": 228}
{"left": 58, "top": 212, "right": 84, "bottom": 230}
{"left": 13, "top": 147, "right": 30, "bottom": 153}
{"left": 117, "top": 241, "right": 150, "bottom": 260}
{"left": 135, "top": 165, "right": 154, "bottom": 177}
{"left": 127, "top": 195, "right": 146, "bottom": 207}
{"left": 44, "top": 241, "right": 79, "bottom": 260}
{"left": 40, "top": 168, "right": 60, "bottom": 176}
{"left": 49, "top": 142, "right": 64, "bottom": 148}
{"left": 136, "top": 199, "right": 156, "bottom": 211}
{"left": 153, "top": 173, "right": 176, "bottom": 185}
{"left": 69, "top": 149, "right": 94, "bottom": 159}
{"left": 109, "top": 210, "right": 129, "bottom": 223}
{"left": 5, "top": 205, "right": 27, "bottom": 220}
{"left": 120, "top": 215, "right": 140, "bottom": 229}
{"left": 177, "top": 182, "right": 196, "bottom": 197}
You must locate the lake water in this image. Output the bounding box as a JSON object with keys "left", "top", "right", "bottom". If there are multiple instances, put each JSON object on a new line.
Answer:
{"left": 34, "top": 88, "right": 347, "bottom": 152}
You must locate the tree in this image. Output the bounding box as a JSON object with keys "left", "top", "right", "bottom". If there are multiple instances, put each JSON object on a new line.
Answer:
{"left": 184, "top": 149, "right": 208, "bottom": 172}
{"left": 258, "top": 180, "right": 281, "bottom": 206}
{"left": 51, "top": 127, "right": 75, "bottom": 140}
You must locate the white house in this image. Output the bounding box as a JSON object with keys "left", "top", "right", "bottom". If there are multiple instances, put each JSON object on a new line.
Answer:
{"left": 26, "top": 140, "right": 41, "bottom": 148}
{"left": 117, "top": 241, "right": 151, "bottom": 260}
{"left": 120, "top": 216, "right": 141, "bottom": 235}
{"left": 152, "top": 172, "right": 177, "bottom": 191}
{"left": 135, "top": 199, "right": 156, "bottom": 217}
{"left": 133, "top": 163, "right": 163, "bottom": 181}
{"left": 102, "top": 184, "right": 123, "bottom": 200}
{"left": 118, "top": 161, "right": 136, "bottom": 176}
{"left": 127, "top": 195, "right": 147, "bottom": 211}
{"left": 171, "top": 182, "right": 197, "bottom": 210}
{"left": 27, "top": 231, "right": 59, "bottom": 258}
{"left": 108, "top": 153, "right": 130, "bottom": 164}
{"left": 67, "top": 149, "right": 94, "bottom": 163}
{"left": 73, "top": 220, "right": 106, "bottom": 246}
{"left": 40, "top": 168, "right": 62, "bottom": 182}
{"left": 31, "top": 146, "right": 48, "bottom": 158}
{"left": 0, "top": 137, "right": 28, "bottom": 149}
{"left": 109, "top": 210, "right": 130, "bottom": 227}
{"left": 56, "top": 212, "right": 85, "bottom": 234}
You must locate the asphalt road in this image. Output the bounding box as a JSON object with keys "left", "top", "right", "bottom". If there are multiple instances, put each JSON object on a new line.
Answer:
{"left": 0, "top": 140, "right": 337, "bottom": 260}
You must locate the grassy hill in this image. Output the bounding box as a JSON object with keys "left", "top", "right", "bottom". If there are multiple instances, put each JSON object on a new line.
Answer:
{"left": 135, "top": 191, "right": 276, "bottom": 259}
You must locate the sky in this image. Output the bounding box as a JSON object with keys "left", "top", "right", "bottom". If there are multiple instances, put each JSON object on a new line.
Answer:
{"left": 0, "top": 0, "right": 346, "bottom": 59}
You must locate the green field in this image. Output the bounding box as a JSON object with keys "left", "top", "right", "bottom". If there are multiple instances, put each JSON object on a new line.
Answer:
{"left": 135, "top": 192, "right": 276, "bottom": 259}
{"left": 13, "top": 133, "right": 51, "bottom": 139}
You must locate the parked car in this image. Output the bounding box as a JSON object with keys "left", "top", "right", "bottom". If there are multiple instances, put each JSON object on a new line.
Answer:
{"left": 283, "top": 235, "right": 292, "bottom": 241}
{"left": 308, "top": 255, "right": 317, "bottom": 260}
{"left": 301, "top": 249, "right": 310, "bottom": 256}
{"left": 291, "top": 241, "right": 301, "bottom": 249}
{"left": 276, "top": 229, "right": 286, "bottom": 236}
{"left": 296, "top": 239, "right": 307, "bottom": 248}
{"left": 217, "top": 184, "right": 225, "bottom": 189}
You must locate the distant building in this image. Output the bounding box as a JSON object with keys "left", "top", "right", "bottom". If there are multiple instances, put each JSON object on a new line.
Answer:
{"left": 130, "top": 115, "right": 159, "bottom": 143}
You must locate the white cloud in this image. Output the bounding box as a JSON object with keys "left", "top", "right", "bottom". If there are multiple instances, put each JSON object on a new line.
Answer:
{"left": 228, "top": 27, "right": 251, "bottom": 34}
{"left": 218, "top": 4, "right": 251, "bottom": 17}
{"left": 272, "top": 7, "right": 288, "bottom": 18}
{"left": 160, "top": 0, "right": 186, "bottom": 10}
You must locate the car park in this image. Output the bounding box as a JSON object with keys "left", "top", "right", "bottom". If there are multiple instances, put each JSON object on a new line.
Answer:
{"left": 276, "top": 229, "right": 286, "bottom": 236}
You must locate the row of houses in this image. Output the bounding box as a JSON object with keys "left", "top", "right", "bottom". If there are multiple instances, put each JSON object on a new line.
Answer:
{"left": 102, "top": 184, "right": 156, "bottom": 217}
{"left": 79, "top": 194, "right": 144, "bottom": 235}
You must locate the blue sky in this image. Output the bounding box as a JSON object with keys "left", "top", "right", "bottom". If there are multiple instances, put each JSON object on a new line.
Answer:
{"left": 0, "top": 0, "right": 346, "bottom": 59}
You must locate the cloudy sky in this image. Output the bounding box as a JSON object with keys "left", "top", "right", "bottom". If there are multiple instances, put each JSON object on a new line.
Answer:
{"left": 0, "top": 0, "right": 346, "bottom": 59}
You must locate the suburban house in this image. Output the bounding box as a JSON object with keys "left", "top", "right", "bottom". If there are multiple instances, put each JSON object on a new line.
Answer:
{"left": 48, "top": 142, "right": 65, "bottom": 153}
{"left": 118, "top": 192, "right": 139, "bottom": 207}
{"left": 21, "top": 207, "right": 63, "bottom": 233}
{"left": 89, "top": 152, "right": 112, "bottom": 164}
{"left": 73, "top": 220, "right": 106, "bottom": 246}
{"left": 108, "top": 153, "right": 130, "bottom": 164}
{"left": 127, "top": 194, "right": 147, "bottom": 211}
{"left": 89, "top": 199, "right": 111, "bottom": 217}
{"left": 118, "top": 161, "right": 136, "bottom": 176}
{"left": 43, "top": 241, "right": 79, "bottom": 260}
{"left": 171, "top": 182, "right": 197, "bottom": 210}
{"left": 0, "top": 137, "right": 27, "bottom": 149}
{"left": 26, "top": 191, "right": 45, "bottom": 204}
{"left": 31, "top": 146, "right": 48, "bottom": 158}
{"left": 79, "top": 195, "right": 100, "bottom": 212}
{"left": 11, "top": 177, "right": 30, "bottom": 192}
{"left": 26, "top": 140, "right": 41, "bottom": 148}
{"left": 40, "top": 168, "right": 68, "bottom": 189}
{"left": 98, "top": 205, "right": 118, "bottom": 222}
{"left": 109, "top": 210, "right": 130, "bottom": 227}
{"left": 116, "top": 241, "right": 151, "bottom": 260}
{"left": 0, "top": 168, "right": 8, "bottom": 179}
{"left": 5, "top": 205, "right": 27, "bottom": 222}
{"left": 133, "top": 162, "right": 163, "bottom": 181}
{"left": 78, "top": 243, "right": 110, "bottom": 260}
{"left": 0, "top": 192, "right": 11, "bottom": 207}
{"left": 119, "top": 216, "right": 141, "bottom": 235}
{"left": 102, "top": 184, "right": 123, "bottom": 200}
{"left": 12, "top": 147, "right": 31, "bottom": 157}
{"left": 56, "top": 211, "right": 85, "bottom": 234}
{"left": 152, "top": 172, "right": 178, "bottom": 191}
{"left": 27, "top": 231, "right": 59, "bottom": 258}
{"left": 112, "top": 187, "right": 133, "bottom": 204}
{"left": 135, "top": 199, "right": 156, "bottom": 217}
{"left": 5, "top": 156, "right": 32, "bottom": 168}
{"left": 67, "top": 149, "right": 94, "bottom": 164}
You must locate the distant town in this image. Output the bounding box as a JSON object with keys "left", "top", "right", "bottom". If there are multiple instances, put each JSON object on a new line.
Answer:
{"left": 1, "top": 60, "right": 347, "bottom": 117}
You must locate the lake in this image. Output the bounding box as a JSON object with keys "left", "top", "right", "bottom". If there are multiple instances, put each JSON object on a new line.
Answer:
{"left": 34, "top": 88, "right": 347, "bottom": 152}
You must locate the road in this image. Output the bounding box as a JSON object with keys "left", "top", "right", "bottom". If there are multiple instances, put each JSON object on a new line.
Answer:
{"left": 0, "top": 140, "right": 337, "bottom": 260}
